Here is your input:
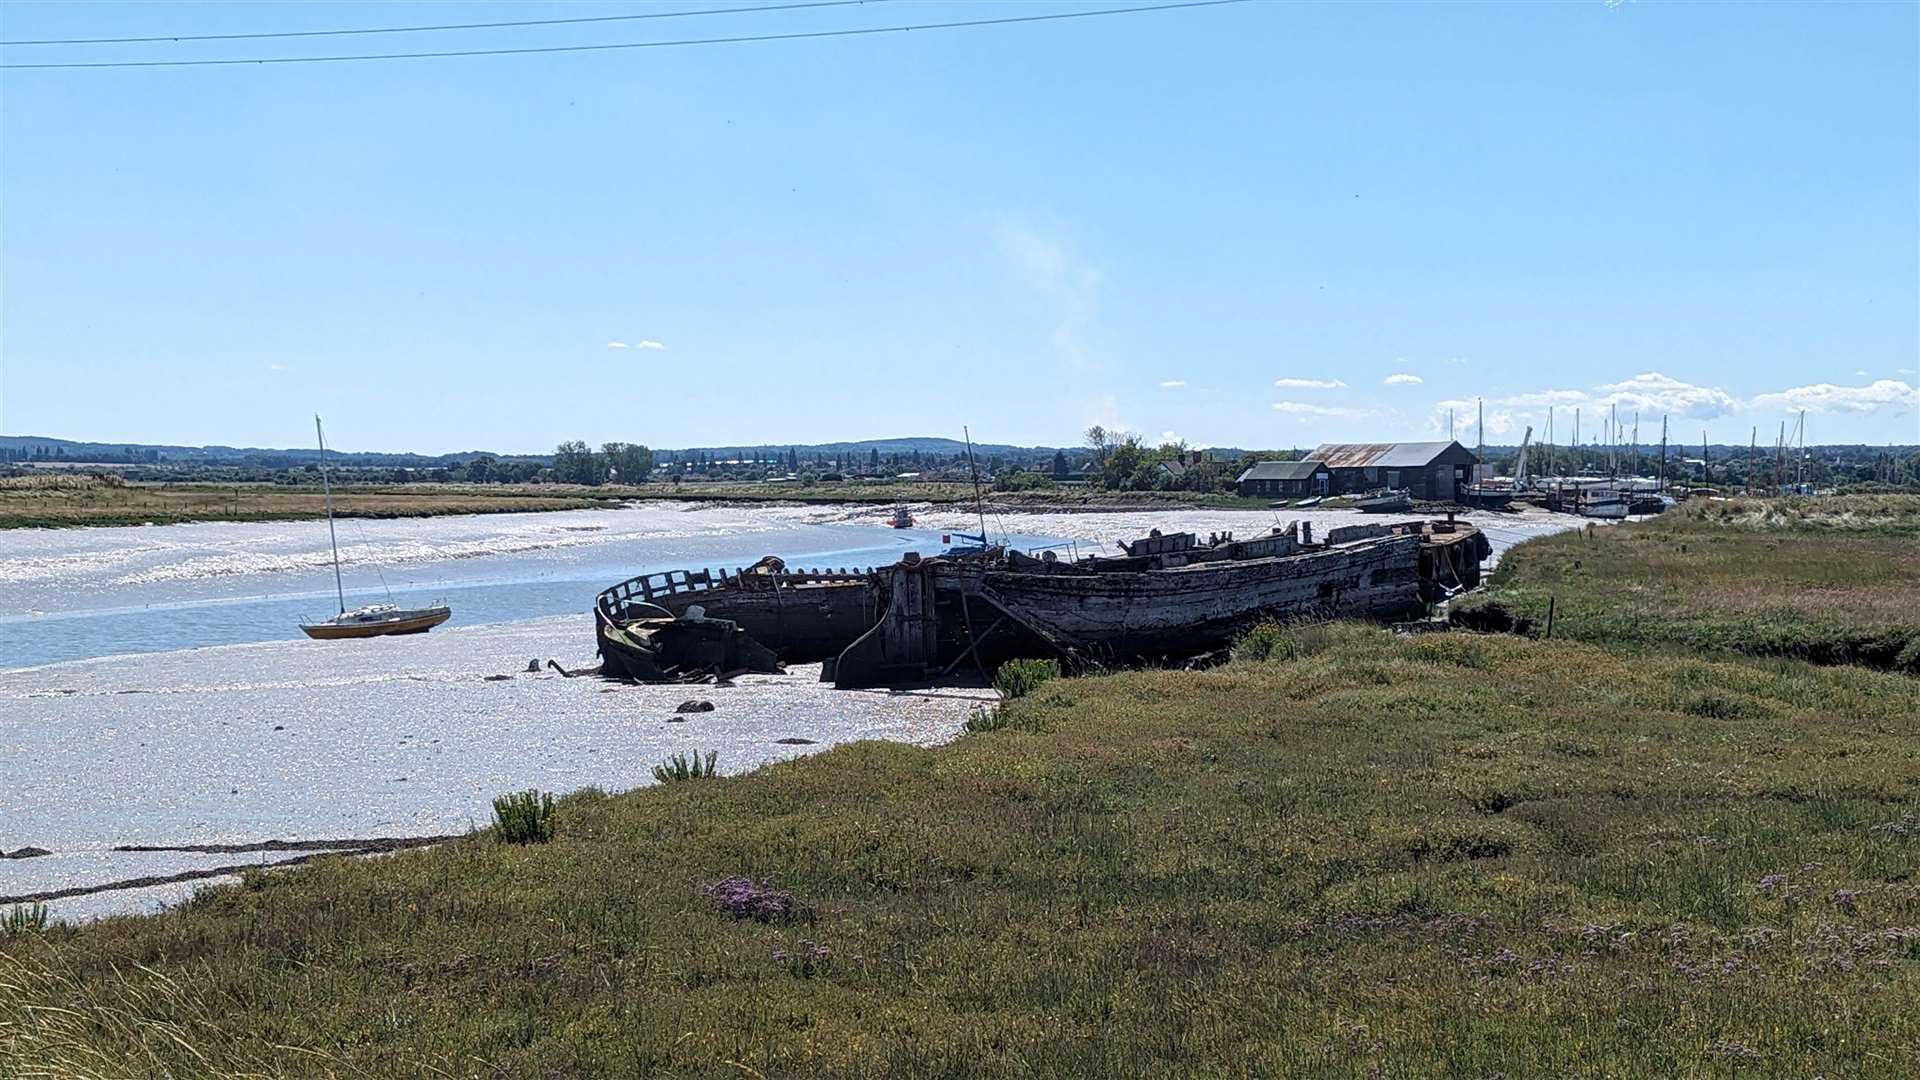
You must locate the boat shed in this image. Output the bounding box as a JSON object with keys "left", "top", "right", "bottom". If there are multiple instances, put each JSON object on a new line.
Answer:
{"left": 1235, "top": 459, "right": 1330, "bottom": 498}
{"left": 1306, "top": 441, "right": 1480, "bottom": 501}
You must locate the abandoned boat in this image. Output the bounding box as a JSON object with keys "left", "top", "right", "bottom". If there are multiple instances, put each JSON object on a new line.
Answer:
{"left": 829, "top": 519, "right": 1491, "bottom": 688}
{"left": 596, "top": 556, "right": 880, "bottom": 663}
{"left": 595, "top": 605, "right": 784, "bottom": 682}
{"left": 593, "top": 520, "right": 1490, "bottom": 689}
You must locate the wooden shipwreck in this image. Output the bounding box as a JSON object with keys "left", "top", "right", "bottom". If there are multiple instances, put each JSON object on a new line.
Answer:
{"left": 593, "top": 519, "right": 1491, "bottom": 688}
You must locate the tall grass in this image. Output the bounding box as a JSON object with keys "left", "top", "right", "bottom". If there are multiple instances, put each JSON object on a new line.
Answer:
{"left": 490, "top": 789, "right": 556, "bottom": 844}
{"left": 992, "top": 658, "right": 1059, "bottom": 700}
{"left": 1, "top": 905, "right": 47, "bottom": 935}
{"left": 652, "top": 750, "right": 719, "bottom": 782}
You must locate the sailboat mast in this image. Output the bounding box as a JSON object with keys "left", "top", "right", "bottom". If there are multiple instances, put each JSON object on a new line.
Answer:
{"left": 316, "top": 415, "right": 346, "bottom": 615}
{"left": 962, "top": 425, "right": 988, "bottom": 544}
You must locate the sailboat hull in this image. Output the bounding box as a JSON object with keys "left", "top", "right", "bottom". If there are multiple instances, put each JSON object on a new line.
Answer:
{"left": 300, "top": 608, "right": 451, "bottom": 640}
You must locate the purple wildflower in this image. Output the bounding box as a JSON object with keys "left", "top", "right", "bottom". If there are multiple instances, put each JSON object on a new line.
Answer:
{"left": 700, "top": 876, "right": 813, "bottom": 923}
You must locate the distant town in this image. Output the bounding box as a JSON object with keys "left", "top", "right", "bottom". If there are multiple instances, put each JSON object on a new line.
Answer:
{"left": 2, "top": 430, "right": 1915, "bottom": 495}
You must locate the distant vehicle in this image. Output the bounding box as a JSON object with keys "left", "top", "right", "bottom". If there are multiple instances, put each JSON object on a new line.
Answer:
{"left": 298, "top": 416, "right": 451, "bottom": 641}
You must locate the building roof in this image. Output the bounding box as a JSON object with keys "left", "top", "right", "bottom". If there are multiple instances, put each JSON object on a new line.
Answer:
{"left": 1237, "top": 460, "right": 1325, "bottom": 482}
{"left": 1157, "top": 459, "right": 1188, "bottom": 476}
{"left": 1306, "top": 441, "right": 1473, "bottom": 468}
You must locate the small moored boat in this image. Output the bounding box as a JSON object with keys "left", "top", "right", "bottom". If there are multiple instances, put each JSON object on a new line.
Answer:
{"left": 887, "top": 504, "right": 915, "bottom": 529}
{"left": 298, "top": 415, "right": 452, "bottom": 642}
{"left": 1354, "top": 489, "right": 1414, "bottom": 513}
{"left": 302, "top": 604, "right": 451, "bottom": 640}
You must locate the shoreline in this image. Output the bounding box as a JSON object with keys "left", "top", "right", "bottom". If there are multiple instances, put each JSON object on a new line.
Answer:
{"left": 0, "top": 481, "right": 1575, "bottom": 530}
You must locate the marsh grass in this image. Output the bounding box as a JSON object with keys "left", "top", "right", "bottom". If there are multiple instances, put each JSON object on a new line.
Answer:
{"left": 1455, "top": 494, "right": 1920, "bottom": 669}
{"left": 992, "top": 658, "right": 1059, "bottom": 700}
{"left": 491, "top": 790, "right": 556, "bottom": 844}
{"left": 4, "top": 627, "right": 1915, "bottom": 1077}
{"left": 0, "top": 905, "right": 47, "bottom": 935}
{"left": 652, "top": 750, "right": 719, "bottom": 782}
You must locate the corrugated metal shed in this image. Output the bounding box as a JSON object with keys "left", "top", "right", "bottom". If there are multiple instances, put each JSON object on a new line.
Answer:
{"left": 1236, "top": 460, "right": 1325, "bottom": 482}
{"left": 1306, "top": 441, "right": 1466, "bottom": 468}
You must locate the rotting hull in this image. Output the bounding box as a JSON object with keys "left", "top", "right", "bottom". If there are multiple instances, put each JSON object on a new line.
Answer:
{"left": 645, "top": 582, "right": 877, "bottom": 662}
{"left": 832, "top": 532, "right": 1454, "bottom": 688}
{"left": 978, "top": 534, "right": 1426, "bottom": 656}
{"left": 596, "top": 561, "right": 880, "bottom": 663}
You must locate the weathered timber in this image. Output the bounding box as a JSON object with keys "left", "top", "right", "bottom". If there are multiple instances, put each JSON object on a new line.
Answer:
{"left": 596, "top": 557, "right": 878, "bottom": 662}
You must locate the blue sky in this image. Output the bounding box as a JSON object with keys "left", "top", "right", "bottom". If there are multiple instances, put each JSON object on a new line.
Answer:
{"left": 2, "top": 0, "right": 1915, "bottom": 454}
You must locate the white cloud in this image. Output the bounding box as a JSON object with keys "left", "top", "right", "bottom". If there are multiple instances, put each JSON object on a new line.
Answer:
{"left": 1273, "top": 378, "right": 1347, "bottom": 389}
{"left": 605, "top": 341, "right": 629, "bottom": 349}
{"left": 1594, "top": 372, "right": 1739, "bottom": 418}
{"left": 1749, "top": 379, "right": 1918, "bottom": 414}
{"left": 1157, "top": 431, "right": 1185, "bottom": 446}
{"left": 1159, "top": 380, "right": 1187, "bottom": 388}
{"left": 1382, "top": 373, "right": 1423, "bottom": 386}
{"left": 997, "top": 221, "right": 1103, "bottom": 372}
{"left": 634, "top": 340, "right": 667, "bottom": 350}
{"left": 1272, "top": 402, "right": 1375, "bottom": 418}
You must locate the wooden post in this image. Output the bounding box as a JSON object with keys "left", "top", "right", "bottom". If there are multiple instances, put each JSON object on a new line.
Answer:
{"left": 1545, "top": 596, "right": 1556, "bottom": 640}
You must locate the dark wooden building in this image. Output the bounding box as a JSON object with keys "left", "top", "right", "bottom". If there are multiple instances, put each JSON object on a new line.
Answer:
{"left": 1235, "top": 459, "right": 1331, "bottom": 498}
{"left": 1306, "top": 441, "right": 1480, "bottom": 501}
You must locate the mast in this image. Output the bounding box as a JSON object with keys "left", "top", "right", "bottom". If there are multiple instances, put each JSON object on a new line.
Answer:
{"left": 1748, "top": 427, "right": 1757, "bottom": 495}
{"left": 962, "top": 425, "right": 988, "bottom": 544}
{"left": 1702, "top": 430, "right": 1710, "bottom": 487}
{"left": 316, "top": 415, "right": 346, "bottom": 615}
{"left": 1574, "top": 408, "right": 1581, "bottom": 474}
{"left": 1659, "top": 415, "right": 1667, "bottom": 492}
{"left": 1475, "top": 398, "right": 1483, "bottom": 478}
{"left": 1775, "top": 421, "right": 1786, "bottom": 491}
{"left": 1795, "top": 409, "right": 1806, "bottom": 486}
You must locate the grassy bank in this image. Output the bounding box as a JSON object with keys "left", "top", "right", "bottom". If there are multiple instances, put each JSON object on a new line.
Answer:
{"left": 5, "top": 626, "right": 1916, "bottom": 1076}
{"left": 617, "top": 481, "right": 1271, "bottom": 512}
{"left": 0, "top": 478, "right": 616, "bottom": 528}
{"left": 1452, "top": 495, "right": 1920, "bottom": 671}
{"left": 0, "top": 476, "right": 1273, "bottom": 528}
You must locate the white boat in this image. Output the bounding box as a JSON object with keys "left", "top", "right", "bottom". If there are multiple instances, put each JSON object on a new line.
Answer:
{"left": 302, "top": 603, "right": 451, "bottom": 639}
{"left": 298, "top": 416, "right": 451, "bottom": 641}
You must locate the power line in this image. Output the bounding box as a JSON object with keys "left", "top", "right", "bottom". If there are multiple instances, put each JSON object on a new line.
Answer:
{"left": 1, "top": 0, "right": 1248, "bottom": 70}
{"left": 1, "top": 1, "right": 879, "bottom": 47}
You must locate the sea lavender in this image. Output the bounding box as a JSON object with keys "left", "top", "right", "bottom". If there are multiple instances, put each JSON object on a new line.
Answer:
{"left": 700, "top": 876, "right": 812, "bottom": 923}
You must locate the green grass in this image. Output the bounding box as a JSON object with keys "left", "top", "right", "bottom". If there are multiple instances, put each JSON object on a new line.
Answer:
{"left": 1453, "top": 494, "right": 1920, "bottom": 670}
{"left": 491, "top": 790, "right": 557, "bottom": 844}
{"left": 992, "top": 658, "right": 1060, "bottom": 700}
{"left": 4, "top": 625, "right": 1916, "bottom": 1077}
{"left": 652, "top": 750, "right": 720, "bottom": 783}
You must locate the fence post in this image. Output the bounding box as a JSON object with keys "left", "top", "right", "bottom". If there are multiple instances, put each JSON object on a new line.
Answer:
{"left": 1545, "top": 596, "right": 1556, "bottom": 640}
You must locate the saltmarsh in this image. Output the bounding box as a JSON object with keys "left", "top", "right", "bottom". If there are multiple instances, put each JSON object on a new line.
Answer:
{"left": 3, "top": 625, "right": 1915, "bottom": 1077}
{"left": 1453, "top": 494, "right": 1920, "bottom": 670}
